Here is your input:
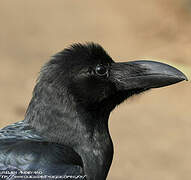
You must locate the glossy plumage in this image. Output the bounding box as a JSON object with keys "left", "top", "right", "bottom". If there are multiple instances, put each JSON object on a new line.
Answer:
{"left": 0, "top": 43, "right": 187, "bottom": 180}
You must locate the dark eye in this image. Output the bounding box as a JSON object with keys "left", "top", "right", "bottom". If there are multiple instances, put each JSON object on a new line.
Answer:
{"left": 95, "top": 64, "right": 108, "bottom": 76}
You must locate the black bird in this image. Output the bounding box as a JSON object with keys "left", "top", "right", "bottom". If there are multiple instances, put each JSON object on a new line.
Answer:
{"left": 0, "top": 43, "right": 188, "bottom": 180}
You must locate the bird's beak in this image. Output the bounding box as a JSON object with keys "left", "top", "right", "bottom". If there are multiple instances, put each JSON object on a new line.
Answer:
{"left": 110, "top": 60, "right": 188, "bottom": 91}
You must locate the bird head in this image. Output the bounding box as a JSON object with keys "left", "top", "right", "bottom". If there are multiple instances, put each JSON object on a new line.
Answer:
{"left": 35, "top": 43, "right": 187, "bottom": 117}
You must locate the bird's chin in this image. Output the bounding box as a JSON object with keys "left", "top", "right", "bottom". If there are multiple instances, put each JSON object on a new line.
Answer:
{"left": 123, "top": 88, "right": 150, "bottom": 98}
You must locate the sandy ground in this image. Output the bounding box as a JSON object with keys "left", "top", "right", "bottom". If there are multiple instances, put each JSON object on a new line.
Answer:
{"left": 0, "top": 0, "right": 191, "bottom": 179}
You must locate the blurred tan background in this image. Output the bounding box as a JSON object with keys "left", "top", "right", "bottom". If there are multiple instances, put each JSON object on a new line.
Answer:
{"left": 0, "top": 0, "right": 191, "bottom": 179}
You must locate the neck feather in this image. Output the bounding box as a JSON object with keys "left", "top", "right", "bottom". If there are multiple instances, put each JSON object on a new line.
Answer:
{"left": 24, "top": 82, "right": 113, "bottom": 179}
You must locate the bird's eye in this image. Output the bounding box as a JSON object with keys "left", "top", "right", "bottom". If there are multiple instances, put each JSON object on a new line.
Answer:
{"left": 95, "top": 64, "right": 108, "bottom": 76}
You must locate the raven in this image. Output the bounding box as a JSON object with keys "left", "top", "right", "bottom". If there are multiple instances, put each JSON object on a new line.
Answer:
{"left": 0, "top": 43, "right": 188, "bottom": 180}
